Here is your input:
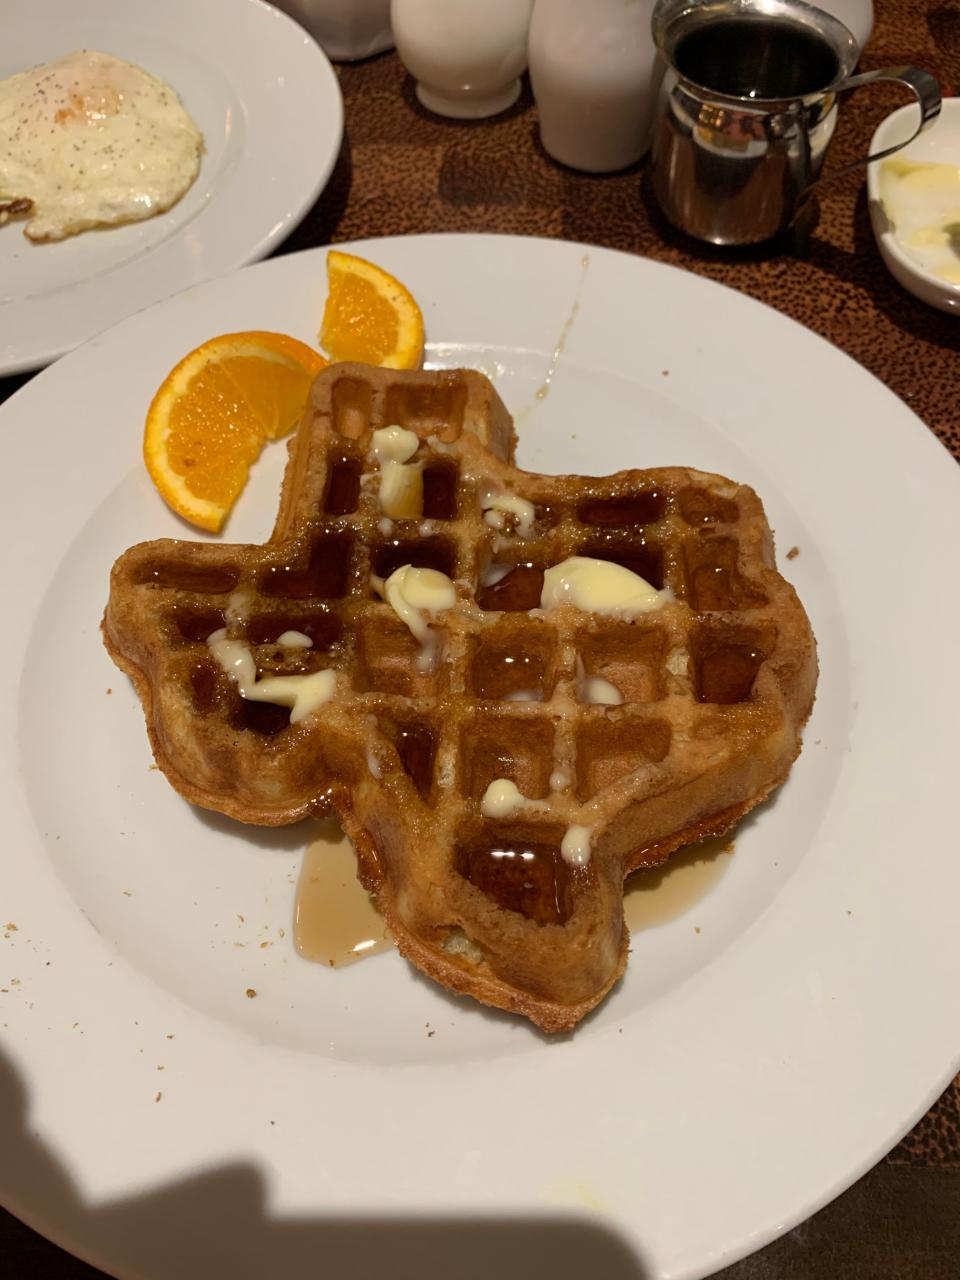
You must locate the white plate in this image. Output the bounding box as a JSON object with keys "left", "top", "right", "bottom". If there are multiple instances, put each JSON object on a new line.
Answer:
{"left": 0, "top": 0, "right": 342, "bottom": 376}
{"left": 867, "top": 96, "right": 960, "bottom": 315}
{"left": 1, "top": 235, "right": 958, "bottom": 1280}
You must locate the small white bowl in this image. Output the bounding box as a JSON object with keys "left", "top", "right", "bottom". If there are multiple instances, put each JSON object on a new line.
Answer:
{"left": 867, "top": 96, "right": 960, "bottom": 315}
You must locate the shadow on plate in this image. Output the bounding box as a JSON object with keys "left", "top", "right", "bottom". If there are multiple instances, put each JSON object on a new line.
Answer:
{"left": 0, "top": 1043, "right": 651, "bottom": 1279}
{"left": 191, "top": 801, "right": 313, "bottom": 853}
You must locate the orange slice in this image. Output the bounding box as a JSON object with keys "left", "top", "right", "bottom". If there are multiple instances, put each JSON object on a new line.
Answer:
{"left": 144, "top": 331, "right": 327, "bottom": 533}
{"left": 320, "top": 250, "right": 424, "bottom": 369}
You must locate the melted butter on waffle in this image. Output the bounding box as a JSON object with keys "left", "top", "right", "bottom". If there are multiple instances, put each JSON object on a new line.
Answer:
{"left": 276, "top": 630, "right": 313, "bottom": 648}
{"left": 582, "top": 675, "right": 623, "bottom": 705}
{"left": 371, "top": 425, "right": 423, "bottom": 518}
{"left": 372, "top": 564, "right": 456, "bottom": 670}
{"left": 541, "top": 556, "right": 672, "bottom": 616}
{"left": 481, "top": 778, "right": 538, "bottom": 818}
{"left": 207, "top": 630, "right": 336, "bottom": 723}
{"left": 481, "top": 485, "right": 535, "bottom": 537}
{"left": 561, "top": 824, "right": 592, "bottom": 867}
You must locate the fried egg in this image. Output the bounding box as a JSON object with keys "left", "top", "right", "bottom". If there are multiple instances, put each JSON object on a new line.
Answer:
{"left": 0, "top": 49, "right": 203, "bottom": 242}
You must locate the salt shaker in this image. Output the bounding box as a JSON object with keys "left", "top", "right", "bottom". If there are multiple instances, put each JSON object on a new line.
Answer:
{"left": 391, "top": 0, "right": 534, "bottom": 119}
{"left": 528, "top": 0, "right": 658, "bottom": 172}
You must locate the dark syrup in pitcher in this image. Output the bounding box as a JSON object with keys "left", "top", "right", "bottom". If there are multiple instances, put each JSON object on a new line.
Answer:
{"left": 675, "top": 17, "right": 841, "bottom": 99}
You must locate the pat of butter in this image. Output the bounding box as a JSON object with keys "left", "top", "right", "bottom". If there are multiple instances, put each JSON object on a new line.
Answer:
{"left": 541, "top": 556, "right": 671, "bottom": 616}
{"left": 276, "top": 630, "right": 313, "bottom": 648}
{"left": 480, "top": 778, "right": 531, "bottom": 818}
{"left": 371, "top": 425, "right": 423, "bottom": 518}
{"left": 207, "top": 631, "right": 336, "bottom": 724}
{"left": 481, "top": 487, "right": 535, "bottom": 537}
{"left": 372, "top": 425, "right": 419, "bottom": 464}
{"left": 879, "top": 158, "right": 960, "bottom": 286}
{"left": 379, "top": 463, "right": 423, "bottom": 518}
{"left": 561, "top": 824, "right": 591, "bottom": 866}
{"left": 373, "top": 564, "right": 456, "bottom": 669}
{"left": 582, "top": 675, "right": 622, "bottom": 705}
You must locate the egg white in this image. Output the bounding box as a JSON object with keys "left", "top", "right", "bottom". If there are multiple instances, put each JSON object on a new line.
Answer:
{"left": 0, "top": 49, "right": 203, "bottom": 242}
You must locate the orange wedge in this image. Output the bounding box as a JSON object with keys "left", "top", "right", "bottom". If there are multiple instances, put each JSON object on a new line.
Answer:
{"left": 144, "top": 331, "right": 328, "bottom": 533}
{"left": 320, "top": 250, "right": 424, "bottom": 369}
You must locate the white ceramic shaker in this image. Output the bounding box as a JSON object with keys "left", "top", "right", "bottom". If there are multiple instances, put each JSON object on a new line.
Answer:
{"left": 391, "top": 0, "right": 534, "bottom": 119}
{"left": 819, "top": 0, "right": 874, "bottom": 51}
{"left": 528, "top": 0, "right": 658, "bottom": 172}
{"left": 271, "top": 0, "right": 394, "bottom": 61}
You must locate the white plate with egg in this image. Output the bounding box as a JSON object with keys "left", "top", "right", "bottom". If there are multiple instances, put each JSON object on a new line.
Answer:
{"left": 868, "top": 95, "right": 960, "bottom": 314}
{"left": 0, "top": 234, "right": 958, "bottom": 1280}
{"left": 0, "top": 0, "right": 343, "bottom": 375}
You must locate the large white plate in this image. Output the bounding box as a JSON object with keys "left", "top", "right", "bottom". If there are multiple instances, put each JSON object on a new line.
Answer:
{"left": 0, "top": 0, "right": 342, "bottom": 376}
{"left": 1, "top": 235, "right": 958, "bottom": 1280}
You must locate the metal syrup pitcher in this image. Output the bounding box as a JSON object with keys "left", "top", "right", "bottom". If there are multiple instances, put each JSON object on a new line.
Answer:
{"left": 649, "top": 0, "right": 941, "bottom": 245}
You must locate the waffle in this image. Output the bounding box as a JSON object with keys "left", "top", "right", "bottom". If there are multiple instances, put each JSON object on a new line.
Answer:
{"left": 103, "top": 364, "right": 817, "bottom": 1032}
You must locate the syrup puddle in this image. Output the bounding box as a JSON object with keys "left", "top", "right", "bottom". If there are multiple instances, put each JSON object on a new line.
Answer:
{"left": 294, "top": 823, "right": 732, "bottom": 968}
{"left": 294, "top": 819, "right": 393, "bottom": 967}
{"left": 623, "top": 836, "right": 734, "bottom": 931}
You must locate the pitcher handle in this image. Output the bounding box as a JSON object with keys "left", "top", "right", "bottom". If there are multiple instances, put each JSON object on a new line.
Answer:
{"left": 825, "top": 66, "right": 941, "bottom": 181}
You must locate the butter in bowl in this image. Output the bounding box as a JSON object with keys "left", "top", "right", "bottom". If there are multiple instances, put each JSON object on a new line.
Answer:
{"left": 868, "top": 96, "right": 960, "bottom": 314}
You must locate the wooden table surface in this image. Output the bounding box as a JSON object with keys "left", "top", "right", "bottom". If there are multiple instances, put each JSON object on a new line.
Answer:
{"left": 1, "top": 0, "right": 957, "bottom": 1274}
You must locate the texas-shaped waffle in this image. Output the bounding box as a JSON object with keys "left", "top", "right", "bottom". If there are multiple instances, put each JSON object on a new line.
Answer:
{"left": 103, "top": 364, "right": 817, "bottom": 1031}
